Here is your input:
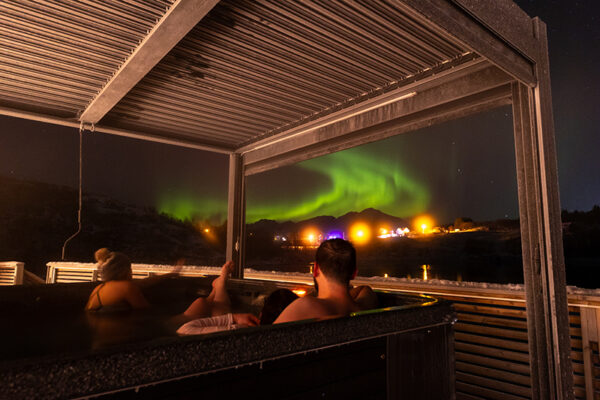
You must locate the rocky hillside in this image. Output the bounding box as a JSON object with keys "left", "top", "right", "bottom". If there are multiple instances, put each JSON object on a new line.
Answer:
{"left": 0, "top": 176, "right": 223, "bottom": 277}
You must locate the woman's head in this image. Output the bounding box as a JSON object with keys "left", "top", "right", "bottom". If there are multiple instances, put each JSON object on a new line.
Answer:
{"left": 94, "top": 248, "right": 111, "bottom": 263}
{"left": 101, "top": 252, "right": 132, "bottom": 281}
{"left": 259, "top": 289, "right": 299, "bottom": 325}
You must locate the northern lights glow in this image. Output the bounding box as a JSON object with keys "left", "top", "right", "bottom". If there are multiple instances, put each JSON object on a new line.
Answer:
{"left": 157, "top": 146, "right": 430, "bottom": 224}
{"left": 246, "top": 148, "right": 430, "bottom": 222}
{"left": 157, "top": 192, "right": 226, "bottom": 223}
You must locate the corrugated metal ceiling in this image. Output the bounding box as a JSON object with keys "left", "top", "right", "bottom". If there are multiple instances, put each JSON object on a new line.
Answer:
{"left": 0, "top": 0, "right": 174, "bottom": 117}
{"left": 1, "top": 0, "right": 473, "bottom": 150}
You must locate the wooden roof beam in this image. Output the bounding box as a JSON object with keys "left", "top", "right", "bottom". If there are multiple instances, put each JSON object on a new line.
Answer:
{"left": 243, "top": 62, "right": 514, "bottom": 175}
{"left": 397, "top": 0, "right": 537, "bottom": 86}
{"left": 79, "top": 0, "right": 221, "bottom": 124}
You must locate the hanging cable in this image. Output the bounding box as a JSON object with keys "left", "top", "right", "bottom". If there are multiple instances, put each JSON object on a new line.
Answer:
{"left": 61, "top": 122, "right": 93, "bottom": 260}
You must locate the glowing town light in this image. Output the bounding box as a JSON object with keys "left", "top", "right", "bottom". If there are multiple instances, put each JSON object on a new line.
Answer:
{"left": 413, "top": 215, "right": 435, "bottom": 235}
{"left": 302, "top": 228, "right": 320, "bottom": 245}
{"left": 380, "top": 228, "right": 388, "bottom": 235}
{"left": 421, "top": 264, "right": 430, "bottom": 281}
{"left": 292, "top": 289, "right": 307, "bottom": 297}
{"left": 204, "top": 228, "right": 210, "bottom": 233}
{"left": 384, "top": 273, "right": 389, "bottom": 278}
{"left": 404, "top": 228, "right": 409, "bottom": 233}
{"left": 327, "top": 230, "right": 343, "bottom": 240}
{"left": 349, "top": 222, "right": 371, "bottom": 245}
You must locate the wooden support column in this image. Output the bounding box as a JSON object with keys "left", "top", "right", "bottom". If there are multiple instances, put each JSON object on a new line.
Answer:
{"left": 580, "top": 308, "right": 600, "bottom": 400}
{"left": 511, "top": 18, "right": 573, "bottom": 399}
{"left": 226, "top": 153, "right": 245, "bottom": 278}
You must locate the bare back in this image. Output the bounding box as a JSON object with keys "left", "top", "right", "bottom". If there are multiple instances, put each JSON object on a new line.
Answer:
{"left": 85, "top": 280, "right": 149, "bottom": 311}
{"left": 274, "top": 293, "right": 360, "bottom": 323}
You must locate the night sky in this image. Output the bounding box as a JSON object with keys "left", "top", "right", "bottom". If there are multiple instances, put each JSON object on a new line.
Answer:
{"left": 0, "top": 0, "right": 598, "bottom": 225}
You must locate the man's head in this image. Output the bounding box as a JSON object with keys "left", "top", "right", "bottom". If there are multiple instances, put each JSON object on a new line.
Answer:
{"left": 314, "top": 239, "right": 357, "bottom": 285}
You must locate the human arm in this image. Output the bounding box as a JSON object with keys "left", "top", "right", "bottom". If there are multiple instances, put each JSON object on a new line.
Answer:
{"left": 350, "top": 285, "right": 379, "bottom": 310}
{"left": 232, "top": 313, "right": 260, "bottom": 327}
{"left": 137, "top": 265, "right": 182, "bottom": 289}
{"left": 177, "top": 313, "right": 257, "bottom": 335}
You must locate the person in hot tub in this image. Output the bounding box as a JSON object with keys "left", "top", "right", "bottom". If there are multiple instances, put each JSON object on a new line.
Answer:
{"left": 177, "top": 288, "right": 298, "bottom": 335}
{"left": 274, "top": 238, "right": 377, "bottom": 323}
{"left": 85, "top": 252, "right": 180, "bottom": 312}
{"left": 176, "top": 262, "right": 296, "bottom": 335}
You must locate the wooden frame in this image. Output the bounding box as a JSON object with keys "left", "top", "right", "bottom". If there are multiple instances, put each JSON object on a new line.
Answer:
{"left": 231, "top": 10, "right": 572, "bottom": 400}
{"left": 0, "top": 0, "right": 573, "bottom": 397}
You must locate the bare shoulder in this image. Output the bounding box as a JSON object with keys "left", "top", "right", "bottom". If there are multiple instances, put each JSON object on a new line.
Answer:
{"left": 274, "top": 296, "right": 327, "bottom": 324}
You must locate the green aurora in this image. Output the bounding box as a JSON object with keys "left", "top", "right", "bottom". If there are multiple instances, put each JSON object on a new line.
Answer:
{"left": 157, "top": 147, "right": 429, "bottom": 223}
{"left": 246, "top": 149, "right": 429, "bottom": 222}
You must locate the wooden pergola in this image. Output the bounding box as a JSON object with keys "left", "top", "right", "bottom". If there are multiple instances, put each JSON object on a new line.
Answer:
{"left": 0, "top": 0, "right": 571, "bottom": 397}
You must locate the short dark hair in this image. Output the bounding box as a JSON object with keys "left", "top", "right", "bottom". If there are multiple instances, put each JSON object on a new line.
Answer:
{"left": 259, "top": 289, "right": 299, "bottom": 325}
{"left": 315, "top": 239, "right": 356, "bottom": 285}
{"left": 101, "top": 252, "right": 132, "bottom": 281}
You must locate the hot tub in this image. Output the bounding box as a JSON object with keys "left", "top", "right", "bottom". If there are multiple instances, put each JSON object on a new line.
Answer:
{"left": 0, "top": 277, "right": 455, "bottom": 399}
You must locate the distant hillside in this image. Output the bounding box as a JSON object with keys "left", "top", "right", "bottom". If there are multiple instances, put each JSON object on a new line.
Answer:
{"left": 0, "top": 176, "right": 223, "bottom": 277}
{"left": 248, "top": 207, "right": 410, "bottom": 236}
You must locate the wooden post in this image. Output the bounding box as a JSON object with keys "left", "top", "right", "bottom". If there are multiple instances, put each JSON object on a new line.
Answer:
{"left": 226, "top": 153, "right": 246, "bottom": 278}
{"left": 13, "top": 263, "right": 24, "bottom": 285}
{"left": 580, "top": 307, "right": 599, "bottom": 400}
{"left": 511, "top": 18, "right": 573, "bottom": 399}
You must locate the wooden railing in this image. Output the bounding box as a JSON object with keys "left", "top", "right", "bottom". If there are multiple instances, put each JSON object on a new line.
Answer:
{"left": 45, "top": 262, "right": 211, "bottom": 283}
{"left": 44, "top": 263, "right": 600, "bottom": 399}
{"left": 0, "top": 261, "right": 23, "bottom": 285}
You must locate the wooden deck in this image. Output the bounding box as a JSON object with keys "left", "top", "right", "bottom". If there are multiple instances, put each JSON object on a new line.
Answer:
{"left": 27, "top": 263, "right": 600, "bottom": 399}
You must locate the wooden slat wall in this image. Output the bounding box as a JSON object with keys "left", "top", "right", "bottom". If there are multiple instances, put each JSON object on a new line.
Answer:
{"left": 0, "top": 266, "right": 17, "bottom": 285}
{"left": 0, "top": 262, "right": 24, "bottom": 285}
{"left": 450, "top": 296, "right": 531, "bottom": 399}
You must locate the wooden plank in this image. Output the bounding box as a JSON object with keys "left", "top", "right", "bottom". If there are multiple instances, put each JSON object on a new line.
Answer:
{"left": 572, "top": 362, "right": 585, "bottom": 375}
{"left": 581, "top": 307, "right": 597, "bottom": 400}
{"left": 457, "top": 312, "right": 528, "bottom": 330}
{"left": 456, "top": 392, "right": 486, "bottom": 400}
{"left": 456, "top": 322, "right": 529, "bottom": 341}
{"left": 456, "top": 332, "right": 529, "bottom": 353}
{"left": 226, "top": 153, "right": 246, "bottom": 278}
{"left": 79, "top": 0, "right": 221, "bottom": 123}
{"left": 456, "top": 382, "right": 523, "bottom": 400}
{"left": 456, "top": 371, "right": 532, "bottom": 397}
{"left": 243, "top": 66, "right": 513, "bottom": 174}
{"left": 573, "top": 386, "right": 586, "bottom": 399}
{"left": 455, "top": 342, "right": 530, "bottom": 364}
{"left": 453, "top": 0, "right": 538, "bottom": 59}
{"left": 456, "top": 379, "right": 529, "bottom": 400}
{"left": 456, "top": 360, "right": 531, "bottom": 387}
{"left": 454, "top": 302, "right": 527, "bottom": 318}
{"left": 573, "top": 374, "right": 586, "bottom": 387}
{"left": 456, "top": 351, "right": 530, "bottom": 375}
{"left": 532, "top": 18, "right": 574, "bottom": 398}
{"left": 396, "top": 0, "right": 536, "bottom": 85}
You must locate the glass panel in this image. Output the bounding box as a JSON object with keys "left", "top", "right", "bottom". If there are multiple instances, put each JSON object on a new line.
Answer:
{"left": 0, "top": 115, "right": 228, "bottom": 279}
{"left": 246, "top": 106, "right": 524, "bottom": 284}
